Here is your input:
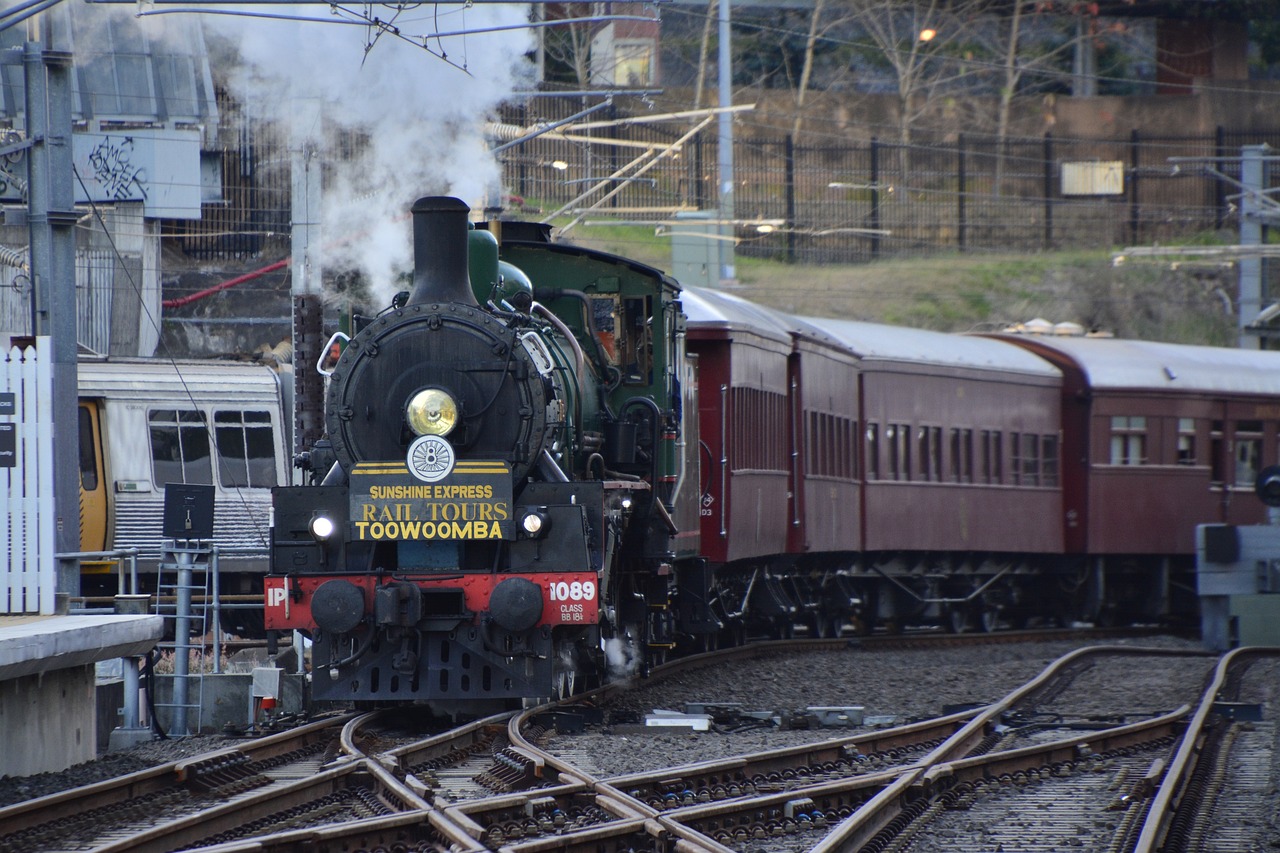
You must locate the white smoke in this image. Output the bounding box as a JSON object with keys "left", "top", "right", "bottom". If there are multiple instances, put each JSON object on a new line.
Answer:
{"left": 200, "top": 4, "right": 534, "bottom": 303}
{"left": 604, "top": 633, "right": 643, "bottom": 681}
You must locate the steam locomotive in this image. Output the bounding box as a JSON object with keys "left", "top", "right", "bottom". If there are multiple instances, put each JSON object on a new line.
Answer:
{"left": 265, "top": 195, "right": 1280, "bottom": 708}
{"left": 265, "top": 197, "right": 695, "bottom": 705}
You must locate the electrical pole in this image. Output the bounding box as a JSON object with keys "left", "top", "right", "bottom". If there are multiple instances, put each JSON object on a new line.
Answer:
{"left": 1239, "top": 144, "right": 1266, "bottom": 350}
{"left": 291, "top": 98, "right": 325, "bottom": 479}
{"left": 717, "top": 0, "right": 735, "bottom": 284}
{"left": 24, "top": 28, "right": 80, "bottom": 601}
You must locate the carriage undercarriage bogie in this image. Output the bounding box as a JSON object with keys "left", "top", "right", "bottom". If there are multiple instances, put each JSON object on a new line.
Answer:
{"left": 674, "top": 551, "right": 1197, "bottom": 641}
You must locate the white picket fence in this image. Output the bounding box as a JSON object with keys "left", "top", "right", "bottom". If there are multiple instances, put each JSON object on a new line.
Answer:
{"left": 2, "top": 339, "right": 55, "bottom": 615}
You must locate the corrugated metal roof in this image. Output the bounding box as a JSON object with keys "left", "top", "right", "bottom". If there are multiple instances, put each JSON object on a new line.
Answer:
{"left": 78, "top": 357, "right": 285, "bottom": 402}
{"left": 0, "top": 5, "right": 219, "bottom": 137}
{"left": 997, "top": 335, "right": 1280, "bottom": 395}
{"left": 681, "top": 286, "right": 795, "bottom": 342}
{"left": 802, "top": 317, "right": 1061, "bottom": 378}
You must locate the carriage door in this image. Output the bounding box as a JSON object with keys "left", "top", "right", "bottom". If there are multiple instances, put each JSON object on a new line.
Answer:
{"left": 79, "top": 400, "right": 109, "bottom": 552}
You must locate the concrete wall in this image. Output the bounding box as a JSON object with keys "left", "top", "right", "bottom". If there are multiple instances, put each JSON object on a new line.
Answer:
{"left": 147, "top": 672, "right": 308, "bottom": 735}
{"left": 0, "top": 665, "right": 97, "bottom": 777}
{"left": 1231, "top": 595, "right": 1280, "bottom": 647}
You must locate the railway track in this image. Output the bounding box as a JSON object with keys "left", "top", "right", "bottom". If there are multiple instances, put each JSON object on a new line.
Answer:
{"left": 4, "top": 631, "right": 1266, "bottom": 853}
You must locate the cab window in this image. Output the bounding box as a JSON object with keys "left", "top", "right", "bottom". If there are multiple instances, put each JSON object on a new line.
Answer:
{"left": 150, "top": 409, "right": 213, "bottom": 486}
{"left": 215, "top": 410, "right": 278, "bottom": 488}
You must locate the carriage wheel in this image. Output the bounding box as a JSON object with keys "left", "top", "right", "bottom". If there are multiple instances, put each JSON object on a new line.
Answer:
{"left": 976, "top": 595, "right": 1001, "bottom": 633}
{"left": 945, "top": 604, "right": 971, "bottom": 634}
{"left": 552, "top": 642, "right": 579, "bottom": 701}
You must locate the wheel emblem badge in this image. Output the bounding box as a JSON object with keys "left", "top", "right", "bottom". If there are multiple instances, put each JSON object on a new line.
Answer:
{"left": 408, "top": 434, "right": 455, "bottom": 482}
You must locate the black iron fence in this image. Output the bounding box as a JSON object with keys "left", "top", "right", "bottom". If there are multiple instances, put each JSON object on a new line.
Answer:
{"left": 164, "top": 93, "right": 1280, "bottom": 265}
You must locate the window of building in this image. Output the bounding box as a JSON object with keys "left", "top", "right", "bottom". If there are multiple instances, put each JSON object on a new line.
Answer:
{"left": 1235, "top": 420, "right": 1263, "bottom": 488}
{"left": 613, "top": 40, "right": 655, "bottom": 86}
{"left": 1109, "top": 416, "right": 1147, "bottom": 465}
{"left": 1177, "top": 418, "right": 1196, "bottom": 465}
{"left": 150, "top": 409, "right": 212, "bottom": 486}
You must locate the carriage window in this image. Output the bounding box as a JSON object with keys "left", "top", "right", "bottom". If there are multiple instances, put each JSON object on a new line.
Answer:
{"left": 1210, "top": 421, "right": 1224, "bottom": 485}
{"left": 78, "top": 406, "right": 99, "bottom": 491}
{"left": 215, "top": 410, "right": 278, "bottom": 488}
{"left": 1177, "top": 418, "right": 1196, "bottom": 465}
{"left": 888, "top": 423, "right": 911, "bottom": 481}
{"left": 1021, "top": 434, "right": 1040, "bottom": 486}
{"left": 1041, "top": 434, "right": 1059, "bottom": 487}
{"left": 843, "top": 417, "right": 858, "bottom": 479}
{"left": 865, "top": 423, "right": 879, "bottom": 480}
{"left": 149, "top": 409, "right": 212, "bottom": 486}
{"left": 918, "top": 426, "right": 941, "bottom": 481}
{"left": 981, "top": 430, "right": 1002, "bottom": 484}
{"left": 1109, "top": 416, "right": 1147, "bottom": 465}
{"left": 950, "top": 428, "right": 973, "bottom": 483}
{"left": 1235, "top": 420, "right": 1263, "bottom": 488}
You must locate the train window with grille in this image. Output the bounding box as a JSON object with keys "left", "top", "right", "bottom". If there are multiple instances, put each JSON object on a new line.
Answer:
{"left": 1109, "top": 416, "right": 1147, "bottom": 465}
{"left": 768, "top": 392, "right": 786, "bottom": 470}
{"left": 843, "top": 418, "right": 858, "bottom": 479}
{"left": 1010, "top": 432, "right": 1023, "bottom": 484}
{"left": 865, "top": 423, "right": 880, "bottom": 480}
{"left": 214, "top": 410, "right": 278, "bottom": 488}
{"left": 950, "top": 428, "right": 973, "bottom": 483}
{"left": 918, "top": 426, "right": 941, "bottom": 481}
{"left": 1041, "top": 434, "right": 1059, "bottom": 487}
{"left": 980, "top": 430, "right": 1002, "bottom": 484}
{"left": 1177, "top": 418, "right": 1196, "bottom": 465}
{"left": 888, "top": 423, "right": 911, "bottom": 481}
{"left": 1211, "top": 421, "right": 1224, "bottom": 485}
{"left": 1021, "top": 435, "right": 1040, "bottom": 486}
{"left": 1234, "top": 421, "right": 1263, "bottom": 487}
{"left": 149, "top": 409, "right": 213, "bottom": 486}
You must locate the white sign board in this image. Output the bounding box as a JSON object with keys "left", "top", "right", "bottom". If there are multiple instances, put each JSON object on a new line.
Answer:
{"left": 73, "top": 130, "right": 202, "bottom": 219}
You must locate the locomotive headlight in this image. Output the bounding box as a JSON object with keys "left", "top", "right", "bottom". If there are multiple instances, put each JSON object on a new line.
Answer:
{"left": 309, "top": 512, "right": 336, "bottom": 542}
{"left": 406, "top": 388, "right": 459, "bottom": 437}
{"left": 520, "top": 507, "right": 550, "bottom": 538}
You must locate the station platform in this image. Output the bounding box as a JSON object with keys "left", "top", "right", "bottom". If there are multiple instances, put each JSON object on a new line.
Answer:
{"left": 0, "top": 613, "right": 164, "bottom": 777}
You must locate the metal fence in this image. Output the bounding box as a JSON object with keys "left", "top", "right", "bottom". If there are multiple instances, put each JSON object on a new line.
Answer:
{"left": 1, "top": 339, "right": 56, "bottom": 615}
{"left": 159, "top": 94, "right": 1280, "bottom": 265}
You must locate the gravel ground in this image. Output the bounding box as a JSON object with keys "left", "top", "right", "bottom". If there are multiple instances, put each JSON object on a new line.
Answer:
{"left": 550, "top": 635, "right": 1209, "bottom": 778}
{"left": 0, "top": 635, "right": 1205, "bottom": 809}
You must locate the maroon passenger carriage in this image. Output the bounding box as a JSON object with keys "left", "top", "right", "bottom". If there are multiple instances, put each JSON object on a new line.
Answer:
{"left": 994, "top": 334, "right": 1280, "bottom": 626}
{"left": 681, "top": 288, "right": 1067, "bottom": 637}
{"left": 801, "top": 318, "right": 1064, "bottom": 632}
{"left": 680, "top": 287, "right": 797, "bottom": 641}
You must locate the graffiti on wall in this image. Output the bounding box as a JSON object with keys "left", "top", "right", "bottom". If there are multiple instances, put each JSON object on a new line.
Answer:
{"left": 86, "top": 136, "right": 149, "bottom": 201}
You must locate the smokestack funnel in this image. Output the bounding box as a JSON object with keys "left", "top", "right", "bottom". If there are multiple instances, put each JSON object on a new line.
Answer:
{"left": 407, "top": 196, "right": 477, "bottom": 307}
